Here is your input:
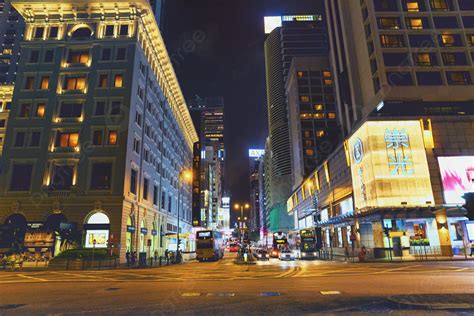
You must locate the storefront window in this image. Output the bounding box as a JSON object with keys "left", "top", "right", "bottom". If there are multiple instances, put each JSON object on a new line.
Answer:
{"left": 84, "top": 212, "right": 110, "bottom": 248}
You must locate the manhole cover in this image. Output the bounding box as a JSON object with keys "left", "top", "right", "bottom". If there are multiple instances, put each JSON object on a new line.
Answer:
{"left": 0, "top": 304, "right": 26, "bottom": 310}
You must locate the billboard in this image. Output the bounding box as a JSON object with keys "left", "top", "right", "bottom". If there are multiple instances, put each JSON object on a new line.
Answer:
{"left": 438, "top": 156, "right": 474, "bottom": 205}
{"left": 348, "top": 121, "right": 434, "bottom": 210}
{"left": 248, "top": 149, "right": 265, "bottom": 158}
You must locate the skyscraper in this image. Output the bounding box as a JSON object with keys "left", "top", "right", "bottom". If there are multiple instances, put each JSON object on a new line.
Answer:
{"left": 188, "top": 96, "right": 225, "bottom": 228}
{"left": 264, "top": 15, "right": 330, "bottom": 232}
{"left": 325, "top": 0, "right": 474, "bottom": 134}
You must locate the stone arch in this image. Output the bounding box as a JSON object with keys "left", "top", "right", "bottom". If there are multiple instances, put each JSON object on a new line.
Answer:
{"left": 69, "top": 24, "right": 94, "bottom": 39}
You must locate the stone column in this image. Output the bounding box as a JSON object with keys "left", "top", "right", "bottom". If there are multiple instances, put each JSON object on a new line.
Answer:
{"left": 434, "top": 209, "right": 453, "bottom": 257}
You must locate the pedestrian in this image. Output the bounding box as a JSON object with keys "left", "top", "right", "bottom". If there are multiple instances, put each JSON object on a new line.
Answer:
{"left": 164, "top": 249, "right": 169, "bottom": 264}
{"left": 358, "top": 246, "right": 367, "bottom": 262}
{"left": 470, "top": 241, "right": 474, "bottom": 257}
{"left": 126, "top": 251, "right": 131, "bottom": 267}
{"left": 131, "top": 251, "right": 137, "bottom": 267}
{"left": 154, "top": 249, "right": 159, "bottom": 264}
{"left": 344, "top": 246, "right": 350, "bottom": 261}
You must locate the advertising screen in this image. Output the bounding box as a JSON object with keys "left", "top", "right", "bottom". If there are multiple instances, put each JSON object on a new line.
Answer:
{"left": 84, "top": 230, "right": 108, "bottom": 248}
{"left": 438, "top": 156, "right": 474, "bottom": 205}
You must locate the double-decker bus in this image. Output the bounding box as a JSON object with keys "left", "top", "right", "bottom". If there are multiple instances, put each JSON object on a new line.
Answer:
{"left": 196, "top": 230, "right": 224, "bottom": 262}
{"left": 289, "top": 228, "right": 322, "bottom": 259}
{"left": 270, "top": 232, "right": 288, "bottom": 258}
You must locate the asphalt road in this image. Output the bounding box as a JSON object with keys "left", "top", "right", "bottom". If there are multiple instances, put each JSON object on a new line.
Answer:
{"left": 1, "top": 253, "right": 474, "bottom": 315}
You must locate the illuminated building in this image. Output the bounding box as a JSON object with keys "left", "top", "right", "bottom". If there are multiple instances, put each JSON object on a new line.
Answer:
{"left": 248, "top": 150, "right": 264, "bottom": 233}
{"left": 325, "top": 0, "right": 474, "bottom": 136}
{"left": 264, "top": 14, "right": 328, "bottom": 233}
{"left": 188, "top": 96, "right": 225, "bottom": 228}
{"left": 286, "top": 57, "right": 341, "bottom": 190}
{"left": 0, "top": 0, "right": 25, "bottom": 84}
{"left": 288, "top": 116, "right": 474, "bottom": 259}
{"left": 0, "top": 0, "right": 198, "bottom": 261}
{"left": 0, "top": 85, "right": 13, "bottom": 158}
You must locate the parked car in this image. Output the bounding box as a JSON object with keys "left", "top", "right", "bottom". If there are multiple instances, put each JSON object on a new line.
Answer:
{"left": 228, "top": 243, "right": 239, "bottom": 252}
{"left": 279, "top": 249, "right": 295, "bottom": 261}
{"left": 254, "top": 249, "right": 270, "bottom": 261}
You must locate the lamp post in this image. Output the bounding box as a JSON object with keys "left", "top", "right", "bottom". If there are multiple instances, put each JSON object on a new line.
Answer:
{"left": 176, "top": 169, "right": 193, "bottom": 263}
{"left": 234, "top": 202, "right": 250, "bottom": 245}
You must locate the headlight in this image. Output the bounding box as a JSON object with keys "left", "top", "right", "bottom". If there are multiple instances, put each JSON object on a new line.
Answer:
{"left": 313, "top": 252, "right": 317, "bottom": 256}
{"left": 302, "top": 253, "right": 306, "bottom": 257}
{"left": 266, "top": 254, "right": 269, "bottom": 258}
{"left": 258, "top": 254, "right": 261, "bottom": 257}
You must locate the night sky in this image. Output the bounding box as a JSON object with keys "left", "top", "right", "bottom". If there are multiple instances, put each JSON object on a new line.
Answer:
{"left": 165, "top": 0, "right": 324, "bottom": 207}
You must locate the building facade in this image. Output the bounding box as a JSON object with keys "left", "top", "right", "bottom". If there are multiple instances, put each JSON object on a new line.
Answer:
{"left": 286, "top": 56, "right": 341, "bottom": 190}
{"left": 264, "top": 15, "right": 329, "bottom": 233}
{"left": 0, "top": 0, "right": 198, "bottom": 261}
{"left": 289, "top": 114, "right": 474, "bottom": 259}
{"left": 0, "top": 0, "right": 25, "bottom": 84}
{"left": 325, "top": 0, "right": 474, "bottom": 135}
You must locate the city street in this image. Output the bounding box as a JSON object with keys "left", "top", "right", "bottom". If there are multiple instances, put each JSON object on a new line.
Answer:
{"left": 1, "top": 253, "right": 474, "bottom": 315}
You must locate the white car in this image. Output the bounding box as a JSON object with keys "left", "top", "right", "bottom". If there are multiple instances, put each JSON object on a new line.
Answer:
{"left": 278, "top": 249, "right": 295, "bottom": 261}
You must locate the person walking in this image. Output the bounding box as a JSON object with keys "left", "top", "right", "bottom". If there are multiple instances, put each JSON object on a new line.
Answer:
{"left": 344, "top": 246, "right": 350, "bottom": 261}
{"left": 125, "top": 251, "right": 131, "bottom": 267}
{"left": 164, "top": 249, "right": 169, "bottom": 264}
{"left": 358, "top": 246, "right": 367, "bottom": 262}
{"left": 131, "top": 251, "right": 137, "bottom": 267}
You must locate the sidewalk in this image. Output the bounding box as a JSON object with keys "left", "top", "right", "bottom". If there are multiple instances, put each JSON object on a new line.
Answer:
{"left": 328, "top": 253, "right": 474, "bottom": 263}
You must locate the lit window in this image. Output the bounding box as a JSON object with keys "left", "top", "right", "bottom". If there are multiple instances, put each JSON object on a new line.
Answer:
{"left": 303, "top": 131, "right": 311, "bottom": 137}
{"left": 314, "top": 113, "right": 325, "bottom": 119}
{"left": 40, "top": 76, "right": 49, "bottom": 90}
{"left": 108, "top": 130, "right": 118, "bottom": 145}
{"left": 468, "top": 35, "right": 474, "bottom": 45}
{"left": 304, "top": 140, "right": 313, "bottom": 146}
{"left": 64, "top": 76, "right": 86, "bottom": 91}
{"left": 441, "top": 34, "right": 454, "bottom": 46}
{"left": 406, "top": 2, "right": 420, "bottom": 12}
{"left": 56, "top": 132, "right": 79, "bottom": 147}
{"left": 430, "top": 0, "right": 449, "bottom": 11}
{"left": 314, "top": 104, "right": 323, "bottom": 111}
{"left": 297, "top": 71, "right": 305, "bottom": 78}
{"left": 407, "top": 18, "right": 423, "bottom": 29}
{"left": 380, "top": 35, "right": 404, "bottom": 47}
{"left": 300, "top": 113, "right": 311, "bottom": 119}
{"left": 113, "top": 74, "right": 123, "bottom": 88}
{"left": 36, "top": 103, "right": 45, "bottom": 117}
{"left": 2, "top": 48, "right": 12, "bottom": 55}
{"left": 98, "top": 74, "right": 108, "bottom": 88}
{"left": 327, "top": 112, "right": 336, "bottom": 119}
{"left": 305, "top": 149, "right": 314, "bottom": 156}
{"left": 324, "top": 79, "right": 333, "bottom": 85}
{"left": 315, "top": 130, "right": 325, "bottom": 137}
{"left": 300, "top": 96, "right": 310, "bottom": 103}
{"left": 67, "top": 51, "right": 90, "bottom": 64}
{"left": 416, "top": 53, "right": 431, "bottom": 66}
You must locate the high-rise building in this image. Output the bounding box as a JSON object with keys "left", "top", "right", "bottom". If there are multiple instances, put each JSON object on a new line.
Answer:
{"left": 188, "top": 96, "right": 225, "bottom": 228}
{"left": 0, "top": 0, "right": 198, "bottom": 261}
{"left": 248, "top": 149, "right": 264, "bottom": 234}
{"left": 286, "top": 57, "right": 341, "bottom": 190}
{"left": 325, "top": 0, "right": 474, "bottom": 134}
{"left": 264, "top": 15, "right": 330, "bottom": 232}
{"left": 0, "top": 0, "right": 25, "bottom": 84}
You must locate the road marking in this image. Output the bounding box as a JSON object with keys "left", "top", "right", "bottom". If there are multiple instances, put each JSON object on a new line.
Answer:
{"left": 320, "top": 291, "right": 341, "bottom": 295}
{"left": 16, "top": 274, "right": 47, "bottom": 282}
{"left": 181, "top": 293, "right": 201, "bottom": 297}
{"left": 373, "top": 265, "right": 422, "bottom": 274}
{"left": 206, "top": 292, "right": 235, "bottom": 297}
{"left": 49, "top": 271, "right": 117, "bottom": 281}
{"left": 260, "top": 292, "right": 281, "bottom": 297}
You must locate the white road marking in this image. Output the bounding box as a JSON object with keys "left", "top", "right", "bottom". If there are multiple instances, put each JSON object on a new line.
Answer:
{"left": 373, "top": 265, "right": 422, "bottom": 274}
{"left": 49, "top": 271, "right": 117, "bottom": 281}
{"left": 320, "top": 291, "right": 341, "bottom": 295}
{"left": 16, "top": 274, "right": 47, "bottom": 281}
{"left": 181, "top": 292, "right": 201, "bottom": 297}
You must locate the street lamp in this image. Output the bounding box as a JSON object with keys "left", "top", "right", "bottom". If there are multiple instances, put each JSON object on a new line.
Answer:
{"left": 176, "top": 169, "right": 193, "bottom": 263}
{"left": 234, "top": 202, "right": 250, "bottom": 244}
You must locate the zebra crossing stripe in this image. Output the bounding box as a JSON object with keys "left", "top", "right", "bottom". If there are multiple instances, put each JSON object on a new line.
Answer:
{"left": 181, "top": 293, "right": 201, "bottom": 297}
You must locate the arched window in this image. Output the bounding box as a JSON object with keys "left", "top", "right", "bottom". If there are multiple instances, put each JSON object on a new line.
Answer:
{"left": 84, "top": 212, "right": 110, "bottom": 248}
{"left": 70, "top": 25, "right": 93, "bottom": 39}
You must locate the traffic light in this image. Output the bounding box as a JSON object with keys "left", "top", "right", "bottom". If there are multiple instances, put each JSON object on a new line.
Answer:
{"left": 462, "top": 192, "right": 474, "bottom": 220}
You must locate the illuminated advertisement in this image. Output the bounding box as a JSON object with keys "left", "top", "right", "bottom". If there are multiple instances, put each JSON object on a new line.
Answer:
{"left": 438, "top": 156, "right": 474, "bottom": 205}
{"left": 248, "top": 149, "right": 265, "bottom": 158}
{"left": 349, "top": 121, "right": 433, "bottom": 210}
{"left": 84, "top": 230, "right": 108, "bottom": 248}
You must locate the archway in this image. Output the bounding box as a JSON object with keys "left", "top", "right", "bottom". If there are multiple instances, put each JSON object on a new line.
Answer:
{"left": 2, "top": 214, "right": 27, "bottom": 251}
{"left": 70, "top": 25, "right": 93, "bottom": 39}
{"left": 83, "top": 211, "right": 110, "bottom": 248}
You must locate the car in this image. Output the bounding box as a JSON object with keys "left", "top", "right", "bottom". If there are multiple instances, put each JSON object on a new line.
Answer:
{"left": 270, "top": 248, "right": 280, "bottom": 258}
{"left": 228, "top": 243, "right": 239, "bottom": 252}
{"left": 253, "top": 249, "right": 270, "bottom": 261}
{"left": 278, "top": 249, "right": 295, "bottom": 261}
